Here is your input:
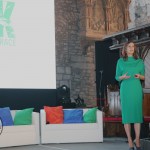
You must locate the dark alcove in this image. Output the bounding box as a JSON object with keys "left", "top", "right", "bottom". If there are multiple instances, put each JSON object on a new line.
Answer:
{"left": 95, "top": 39, "right": 120, "bottom": 108}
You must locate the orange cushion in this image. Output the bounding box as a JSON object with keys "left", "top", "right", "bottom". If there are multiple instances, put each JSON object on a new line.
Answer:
{"left": 44, "top": 106, "right": 63, "bottom": 124}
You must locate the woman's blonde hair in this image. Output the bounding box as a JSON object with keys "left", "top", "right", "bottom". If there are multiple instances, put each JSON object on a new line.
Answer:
{"left": 121, "top": 41, "right": 138, "bottom": 60}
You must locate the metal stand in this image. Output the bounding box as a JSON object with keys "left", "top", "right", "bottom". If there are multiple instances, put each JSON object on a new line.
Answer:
{"left": 99, "top": 70, "right": 103, "bottom": 110}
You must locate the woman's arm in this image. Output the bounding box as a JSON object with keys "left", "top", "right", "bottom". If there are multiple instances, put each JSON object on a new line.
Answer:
{"left": 115, "top": 60, "right": 130, "bottom": 81}
{"left": 115, "top": 60, "right": 122, "bottom": 81}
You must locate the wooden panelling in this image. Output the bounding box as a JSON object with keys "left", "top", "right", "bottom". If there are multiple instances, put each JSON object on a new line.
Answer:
{"left": 144, "top": 51, "right": 150, "bottom": 88}
{"left": 103, "top": 122, "right": 126, "bottom": 137}
{"left": 143, "top": 94, "right": 150, "bottom": 116}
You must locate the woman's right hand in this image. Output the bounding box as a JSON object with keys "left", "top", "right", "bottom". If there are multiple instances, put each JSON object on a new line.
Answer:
{"left": 120, "top": 72, "right": 130, "bottom": 80}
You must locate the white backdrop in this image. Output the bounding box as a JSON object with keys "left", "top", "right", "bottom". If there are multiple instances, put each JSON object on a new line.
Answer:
{"left": 0, "top": 0, "right": 56, "bottom": 89}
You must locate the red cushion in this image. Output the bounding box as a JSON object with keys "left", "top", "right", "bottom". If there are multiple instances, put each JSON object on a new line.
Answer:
{"left": 44, "top": 106, "right": 63, "bottom": 124}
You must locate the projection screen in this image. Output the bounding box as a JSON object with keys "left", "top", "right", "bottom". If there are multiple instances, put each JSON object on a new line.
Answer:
{"left": 0, "top": 0, "right": 56, "bottom": 89}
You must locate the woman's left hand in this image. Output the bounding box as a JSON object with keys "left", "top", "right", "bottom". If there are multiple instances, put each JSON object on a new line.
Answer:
{"left": 134, "top": 74, "right": 145, "bottom": 80}
{"left": 134, "top": 74, "right": 141, "bottom": 79}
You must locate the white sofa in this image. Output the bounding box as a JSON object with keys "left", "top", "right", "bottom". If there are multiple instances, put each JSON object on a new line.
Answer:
{"left": 0, "top": 110, "right": 40, "bottom": 148}
{"left": 40, "top": 108, "right": 103, "bottom": 144}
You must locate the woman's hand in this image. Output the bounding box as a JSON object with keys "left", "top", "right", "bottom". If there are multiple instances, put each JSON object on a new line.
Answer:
{"left": 120, "top": 72, "right": 130, "bottom": 80}
{"left": 134, "top": 74, "right": 145, "bottom": 80}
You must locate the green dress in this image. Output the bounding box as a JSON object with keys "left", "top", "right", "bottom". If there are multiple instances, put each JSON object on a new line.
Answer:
{"left": 115, "top": 56, "right": 145, "bottom": 124}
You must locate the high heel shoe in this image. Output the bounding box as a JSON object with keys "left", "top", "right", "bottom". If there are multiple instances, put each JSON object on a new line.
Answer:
{"left": 129, "top": 147, "right": 134, "bottom": 150}
{"left": 134, "top": 146, "right": 142, "bottom": 150}
{"left": 133, "top": 143, "right": 142, "bottom": 150}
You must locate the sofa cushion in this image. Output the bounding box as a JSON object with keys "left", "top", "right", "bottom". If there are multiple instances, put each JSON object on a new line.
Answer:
{"left": 2, "top": 125, "right": 34, "bottom": 133}
{"left": 0, "top": 107, "right": 14, "bottom": 126}
{"left": 63, "top": 109, "right": 83, "bottom": 123}
{"left": 14, "top": 108, "right": 34, "bottom": 125}
{"left": 45, "top": 123, "right": 98, "bottom": 130}
{"left": 83, "top": 107, "right": 97, "bottom": 123}
{"left": 44, "top": 106, "right": 63, "bottom": 124}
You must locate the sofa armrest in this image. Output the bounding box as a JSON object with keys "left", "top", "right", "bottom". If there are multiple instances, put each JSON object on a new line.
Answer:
{"left": 32, "top": 112, "right": 40, "bottom": 143}
{"left": 97, "top": 109, "right": 102, "bottom": 123}
{"left": 96, "top": 110, "right": 103, "bottom": 138}
{"left": 40, "top": 109, "right": 46, "bottom": 128}
{"left": 32, "top": 112, "right": 39, "bottom": 125}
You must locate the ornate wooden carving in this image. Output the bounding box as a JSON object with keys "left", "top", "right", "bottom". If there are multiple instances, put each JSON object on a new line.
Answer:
{"left": 83, "top": 0, "right": 106, "bottom": 38}
{"left": 80, "top": 0, "right": 131, "bottom": 39}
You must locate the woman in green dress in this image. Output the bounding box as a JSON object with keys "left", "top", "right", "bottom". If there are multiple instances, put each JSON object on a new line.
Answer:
{"left": 115, "top": 41, "right": 145, "bottom": 150}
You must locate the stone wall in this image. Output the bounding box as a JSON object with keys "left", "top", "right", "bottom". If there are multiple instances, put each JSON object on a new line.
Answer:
{"left": 55, "top": 0, "right": 96, "bottom": 106}
{"left": 128, "top": 0, "right": 150, "bottom": 28}
{"left": 55, "top": 0, "right": 150, "bottom": 107}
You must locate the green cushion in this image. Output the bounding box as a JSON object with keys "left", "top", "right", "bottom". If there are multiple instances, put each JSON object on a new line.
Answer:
{"left": 83, "top": 107, "right": 97, "bottom": 123}
{"left": 14, "top": 108, "right": 34, "bottom": 125}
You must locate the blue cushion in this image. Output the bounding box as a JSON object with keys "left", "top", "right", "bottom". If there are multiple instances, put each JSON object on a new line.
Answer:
{"left": 63, "top": 109, "right": 83, "bottom": 123}
{"left": 0, "top": 107, "right": 14, "bottom": 126}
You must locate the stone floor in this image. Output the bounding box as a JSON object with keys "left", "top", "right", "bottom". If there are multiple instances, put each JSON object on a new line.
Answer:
{"left": 0, "top": 138, "right": 129, "bottom": 150}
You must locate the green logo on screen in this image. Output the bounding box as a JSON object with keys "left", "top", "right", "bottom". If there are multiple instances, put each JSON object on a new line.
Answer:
{"left": 0, "top": 0, "right": 15, "bottom": 46}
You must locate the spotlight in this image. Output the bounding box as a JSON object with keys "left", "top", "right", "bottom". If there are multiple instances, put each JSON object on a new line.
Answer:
{"left": 130, "top": 32, "right": 138, "bottom": 41}
{"left": 112, "top": 37, "right": 119, "bottom": 45}
{"left": 57, "top": 85, "right": 71, "bottom": 105}
{"left": 120, "top": 35, "right": 128, "bottom": 43}
{"left": 139, "top": 30, "right": 149, "bottom": 39}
